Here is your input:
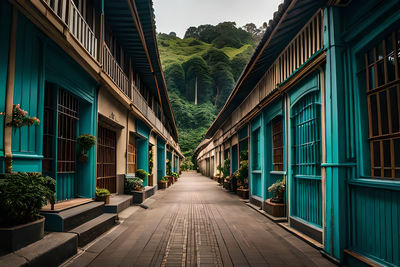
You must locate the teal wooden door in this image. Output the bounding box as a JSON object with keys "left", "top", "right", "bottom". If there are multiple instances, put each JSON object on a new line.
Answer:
{"left": 291, "top": 91, "right": 322, "bottom": 227}
{"left": 56, "top": 89, "right": 79, "bottom": 200}
{"left": 157, "top": 141, "right": 165, "bottom": 180}
{"left": 43, "top": 84, "right": 79, "bottom": 201}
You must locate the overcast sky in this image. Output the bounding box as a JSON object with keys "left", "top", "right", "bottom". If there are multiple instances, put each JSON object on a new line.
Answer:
{"left": 153, "top": 0, "right": 283, "bottom": 38}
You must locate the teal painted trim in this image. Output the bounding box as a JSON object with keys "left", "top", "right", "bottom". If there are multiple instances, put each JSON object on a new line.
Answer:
{"left": 137, "top": 120, "right": 150, "bottom": 139}
{"left": 270, "top": 171, "right": 286, "bottom": 175}
{"left": 278, "top": 48, "right": 325, "bottom": 89}
{"left": 321, "top": 163, "right": 356, "bottom": 168}
{"left": 11, "top": 153, "right": 43, "bottom": 159}
{"left": 289, "top": 71, "right": 320, "bottom": 107}
{"left": 12, "top": 158, "right": 42, "bottom": 173}
{"left": 263, "top": 98, "right": 283, "bottom": 123}
{"left": 349, "top": 179, "right": 400, "bottom": 191}
{"left": 250, "top": 114, "right": 262, "bottom": 132}
{"left": 294, "top": 175, "right": 322, "bottom": 181}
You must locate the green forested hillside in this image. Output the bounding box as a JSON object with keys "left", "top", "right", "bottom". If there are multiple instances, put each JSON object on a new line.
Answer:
{"left": 158, "top": 22, "right": 264, "bottom": 167}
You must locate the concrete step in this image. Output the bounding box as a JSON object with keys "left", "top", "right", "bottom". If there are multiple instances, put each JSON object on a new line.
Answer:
{"left": 69, "top": 214, "right": 117, "bottom": 247}
{"left": 41, "top": 202, "right": 104, "bottom": 232}
{"left": 104, "top": 195, "right": 133, "bottom": 214}
{"left": 0, "top": 233, "right": 77, "bottom": 267}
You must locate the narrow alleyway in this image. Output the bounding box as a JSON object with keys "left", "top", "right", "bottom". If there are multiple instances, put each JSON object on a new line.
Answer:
{"left": 66, "top": 172, "right": 335, "bottom": 267}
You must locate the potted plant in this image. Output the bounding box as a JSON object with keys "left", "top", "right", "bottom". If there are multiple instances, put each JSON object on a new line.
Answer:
{"left": 264, "top": 179, "right": 286, "bottom": 217}
{"left": 1, "top": 105, "right": 40, "bottom": 173}
{"left": 77, "top": 134, "right": 96, "bottom": 163}
{"left": 124, "top": 177, "right": 144, "bottom": 193}
{"left": 0, "top": 172, "right": 55, "bottom": 252}
{"left": 237, "top": 151, "right": 249, "bottom": 199}
{"left": 124, "top": 174, "right": 148, "bottom": 203}
{"left": 158, "top": 176, "right": 169, "bottom": 189}
{"left": 136, "top": 169, "right": 149, "bottom": 185}
{"left": 171, "top": 172, "right": 179, "bottom": 182}
{"left": 216, "top": 164, "right": 223, "bottom": 183}
{"left": 95, "top": 187, "right": 111, "bottom": 204}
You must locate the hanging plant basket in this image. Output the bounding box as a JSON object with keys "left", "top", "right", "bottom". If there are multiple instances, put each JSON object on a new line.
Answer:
{"left": 79, "top": 153, "right": 89, "bottom": 163}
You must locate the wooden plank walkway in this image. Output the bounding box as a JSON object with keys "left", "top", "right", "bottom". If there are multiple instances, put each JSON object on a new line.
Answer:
{"left": 65, "top": 172, "right": 335, "bottom": 267}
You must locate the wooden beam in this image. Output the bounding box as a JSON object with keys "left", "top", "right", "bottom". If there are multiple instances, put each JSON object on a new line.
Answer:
{"left": 4, "top": 6, "right": 18, "bottom": 173}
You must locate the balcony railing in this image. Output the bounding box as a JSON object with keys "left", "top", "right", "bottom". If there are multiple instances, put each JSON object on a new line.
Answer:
{"left": 103, "top": 45, "right": 131, "bottom": 98}
{"left": 43, "top": 0, "right": 98, "bottom": 60}
{"left": 133, "top": 87, "right": 173, "bottom": 142}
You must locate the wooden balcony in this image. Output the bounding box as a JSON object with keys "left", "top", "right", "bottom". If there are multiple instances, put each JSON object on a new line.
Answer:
{"left": 102, "top": 45, "right": 130, "bottom": 99}
{"left": 43, "top": 0, "right": 98, "bottom": 60}
{"left": 133, "top": 87, "right": 172, "bottom": 142}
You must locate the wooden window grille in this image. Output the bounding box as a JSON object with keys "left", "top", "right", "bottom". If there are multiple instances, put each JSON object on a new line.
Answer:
{"left": 291, "top": 91, "right": 321, "bottom": 177}
{"left": 97, "top": 125, "right": 117, "bottom": 193}
{"left": 127, "top": 133, "right": 137, "bottom": 174}
{"left": 272, "top": 118, "right": 284, "bottom": 171}
{"left": 364, "top": 29, "right": 400, "bottom": 179}
{"left": 57, "top": 90, "right": 79, "bottom": 173}
{"left": 43, "top": 86, "right": 55, "bottom": 174}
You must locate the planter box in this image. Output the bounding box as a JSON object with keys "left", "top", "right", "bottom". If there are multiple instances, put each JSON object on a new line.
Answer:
{"left": 95, "top": 195, "right": 110, "bottom": 204}
{"left": 131, "top": 190, "right": 146, "bottom": 204}
{"left": 158, "top": 180, "right": 168, "bottom": 189}
{"left": 167, "top": 176, "right": 174, "bottom": 186}
{"left": 130, "top": 186, "right": 157, "bottom": 204}
{"left": 0, "top": 217, "right": 45, "bottom": 252}
{"left": 263, "top": 199, "right": 285, "bottom": 217}
{"left": 237, "top": 188, "right": 249, "bottom": 199}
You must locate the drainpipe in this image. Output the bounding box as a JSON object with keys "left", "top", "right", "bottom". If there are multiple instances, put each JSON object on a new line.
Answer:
{"left": 4, "top": 7, "right": 18, "bottom": 173}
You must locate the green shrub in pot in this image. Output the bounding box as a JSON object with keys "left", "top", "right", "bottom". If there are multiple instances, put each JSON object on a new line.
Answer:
{"left": 0, "top": 172, "right": 56, "bottom": 227}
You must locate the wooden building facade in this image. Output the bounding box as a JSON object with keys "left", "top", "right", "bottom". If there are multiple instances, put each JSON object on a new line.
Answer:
{"left": 0, "top": 0, "right": 183, "bottom": 201}
{"left": 196, "top": 0, "right": 400, "bottom": 265}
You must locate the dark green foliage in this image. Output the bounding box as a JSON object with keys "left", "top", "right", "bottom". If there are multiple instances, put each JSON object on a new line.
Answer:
{"left": 0, "top": 172, "right": 56, "bottom": 226}
{"left": 240, "top": 150, "right": 248, "bottom": 161}
{"left": 136, "top": 169, "right": 149, "bottom": 180}
{"left": 223, "top": 159, "right": 231, "bottom": 178}
{"left": 78, "top": 134, "right": 96, "bottom": 154}
{"left": 166, "top": 160, "right": 172, "bottom": 175}
{"left": 184, "top": 22, "right": 253, "bottom": 48}
{"left": 202, "top": 49, "right": 230, "bottom": 66}
{"left": 95, "top": 187, "right": 110, "bottom": 197}
{"left": 124, "top": 177, "right": 144, "bottom": 192}
{"left": 212, "top": 62, "right": 235, "bottom": 109}
{"left": 183, "top": 56, "right": 213, "bottom": 103}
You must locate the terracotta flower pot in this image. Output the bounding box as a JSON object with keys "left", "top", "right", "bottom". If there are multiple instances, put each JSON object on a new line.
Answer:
{"left": 79, "top": 153, "right": 89, "bottom": 163}
{"left": 95, "top": 195, "right": 110, "bottom": 204}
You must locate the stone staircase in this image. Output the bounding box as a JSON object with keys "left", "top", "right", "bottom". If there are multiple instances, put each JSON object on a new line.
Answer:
{"left": 41, "top": 201, "right": 117, "bottom": 247}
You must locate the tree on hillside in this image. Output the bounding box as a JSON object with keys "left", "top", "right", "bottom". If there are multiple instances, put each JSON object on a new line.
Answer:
{"left": 183, "top": 56, "right": 212, "bottom": 104}
{"left": 197, "top": 24, "right": 219, "bottom": 43}
{"left": 202, "top": 49, "right": 230, "bottom": 66}
{"left": 243, "top": 23, "right": 261, "bottom": 37}
{"left": 169, "top": 32, "right": 177, "bottom": 37}
{"left": 184, "top": 27, "right": 199, "bottom": 39}
{"left": 231, "top": 56, "right": 248, "bottom": 81}
{"left": 164, "top": 63, "right": 185, "bottom": 94}
{"left": 211, "top": 62, "right": 234, "bottom": 109}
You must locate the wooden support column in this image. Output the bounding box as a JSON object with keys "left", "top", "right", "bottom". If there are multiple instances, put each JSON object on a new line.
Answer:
{"left": 4, "top": 6, "right": 18, "bottom": 173}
